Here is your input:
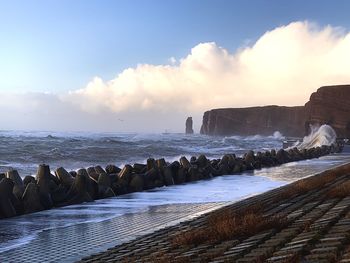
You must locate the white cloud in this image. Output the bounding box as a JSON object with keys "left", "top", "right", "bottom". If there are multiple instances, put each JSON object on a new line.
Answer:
{"left": 65, "top": 21, "right": 350, "bottom": 117}
{"left": 2, "top": 21, "right": 350, "bottom": 132}
{"left": 168, "top": 56, "right": 177, "bottom": 64}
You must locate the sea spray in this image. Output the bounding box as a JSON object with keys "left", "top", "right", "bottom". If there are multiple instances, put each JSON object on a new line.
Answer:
{"left": 296, "top": 124, "right": 337, "bottom": 150}
{"left": 0, "top": 131, "right": 283, "bottom": 177}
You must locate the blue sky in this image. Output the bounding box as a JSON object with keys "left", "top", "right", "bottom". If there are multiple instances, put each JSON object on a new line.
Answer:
{"left": 2, "top": 0, "right": 350, "bottom": 132}
{"left": 1, "top": 0, "right": 350, "bottom": 93}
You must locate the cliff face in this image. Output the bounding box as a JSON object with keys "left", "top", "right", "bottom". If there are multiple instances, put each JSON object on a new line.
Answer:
{"left": 305, "top": 85, "right": 350, "bottom": 138}
{"left": 200, "top": 106, "right": 306, "bottom": 136}
{"left": 200, "top": 85, "right": 350, "bottom": 137}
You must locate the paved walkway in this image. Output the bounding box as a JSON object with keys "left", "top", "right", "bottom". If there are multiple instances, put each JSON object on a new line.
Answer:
{"left": 0, "top": 202, "right": 229, "bottom": 263}
{"left": 78, "top": 164, "right": 350, "bottom": 263}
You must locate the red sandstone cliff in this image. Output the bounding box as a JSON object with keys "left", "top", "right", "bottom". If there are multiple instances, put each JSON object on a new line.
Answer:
{"left": 304, "top": 85, "right": 350, "bottom": 138}
{"left": 200, "top": 85, "right": 350, "bottom": 138}
{"left": 200, "top": 106, "right": 306, "bottom": 136}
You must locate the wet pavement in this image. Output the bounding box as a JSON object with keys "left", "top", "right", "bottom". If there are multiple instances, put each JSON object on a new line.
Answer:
{"left": 0, "top": 202, "right": 228, "bottom": 263}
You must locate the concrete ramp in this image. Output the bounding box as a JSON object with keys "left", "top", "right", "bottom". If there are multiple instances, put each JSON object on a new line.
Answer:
{"left": 0, "top": 202, "right": 228, "bottom": 263}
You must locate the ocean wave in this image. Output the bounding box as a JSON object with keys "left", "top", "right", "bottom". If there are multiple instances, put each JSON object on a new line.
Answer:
{"left": 269, "top": 131, "right": 285, "bottom": 140}
{"left": 295, "top": 124, "right": 336, "bottom": 150}
{"left": 0, "top": 131, "right": 282, "bottom": 177}
{"left": 223, "top": 131, "right": 284, "bottom": 142}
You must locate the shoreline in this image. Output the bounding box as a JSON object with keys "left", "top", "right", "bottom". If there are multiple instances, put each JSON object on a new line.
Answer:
{"left": 0, "top": 143, "right": 343, "bottom": 219}
{"left": 1, "top": 156, "right": 350, "bottom": 262}
{"left": 78, "top": 162, "right": 350, "bottom": 263}
{"left": 0, "top": 132, "right": 285, "bottom": 178}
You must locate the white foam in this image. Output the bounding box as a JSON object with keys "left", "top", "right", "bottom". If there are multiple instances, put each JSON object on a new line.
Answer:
{"left": 0, "top": 235, "right": 37, "bottom": 254}
{"left": 296, "top": 124, "right": 337, "bottom": 150}
{"left": 270, "top": 131, "right": 285, "bottom": 140}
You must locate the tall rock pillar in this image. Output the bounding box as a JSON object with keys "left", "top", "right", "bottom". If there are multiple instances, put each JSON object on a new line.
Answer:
{"left": 185, "top": 117, "right": 194, "bottom": 134}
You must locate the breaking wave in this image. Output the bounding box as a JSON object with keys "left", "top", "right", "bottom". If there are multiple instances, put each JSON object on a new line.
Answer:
{"left": 296, "top": 124, "right": 337, "bottom": 150}
{"left": 0, "top": 131, "right": 285, "bottom": 177}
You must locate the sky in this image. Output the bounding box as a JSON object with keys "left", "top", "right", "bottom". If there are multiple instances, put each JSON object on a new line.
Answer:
{"left": 1, "top": 0, "right": 350, "bottom": 132}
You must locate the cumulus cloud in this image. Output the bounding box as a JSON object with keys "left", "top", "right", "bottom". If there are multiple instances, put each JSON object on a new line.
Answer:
{"left": 66, "top": 21, "right": 350, "bottom": 117}
{"left": 3, "top": 21, "right": 350, "bottom": 132}
{"left": 168, "top": 57, "right": 177, "bottom": 65}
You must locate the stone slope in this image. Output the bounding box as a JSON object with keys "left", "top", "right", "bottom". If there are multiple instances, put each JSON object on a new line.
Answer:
{"left": 78, "top": 163, "right": 350, "bottom": 263}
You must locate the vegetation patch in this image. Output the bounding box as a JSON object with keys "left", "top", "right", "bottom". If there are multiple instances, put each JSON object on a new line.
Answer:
{"left": 279, "top": 171, "right": 339, "bottom": 200}
{"left": 172, "top": 204, "right": 287, "bottom": 247}
{"left": 327, "top": 181, "right": 350, "bottom": 198}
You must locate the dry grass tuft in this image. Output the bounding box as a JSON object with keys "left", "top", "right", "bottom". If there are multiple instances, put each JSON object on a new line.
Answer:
{"left": 278, "top": 171, "right": 339, "bottom": 200}
{"left": 327, "top": 181, "right": 350, "bottom": 198}
{"left": 172, "top": 204, "right": 287, "bottom": 247}
{"left": 148, "top": 253, "right": 191, "bottom": 263}
{"left": 278, "top": 253, "right": 300, "bottom": 263}
{"left": 123, "top": 252, "right": 191, "bottom": 263}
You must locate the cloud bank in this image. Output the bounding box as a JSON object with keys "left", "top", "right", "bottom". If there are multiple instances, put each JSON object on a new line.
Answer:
{"left": 67, "top": 21, "right": 350, "bottom": 112}
{"left": 3, "top": 21, "right": 350, "bottom": 132}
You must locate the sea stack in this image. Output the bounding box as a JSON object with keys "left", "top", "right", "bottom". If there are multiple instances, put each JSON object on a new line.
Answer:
{"left": 185, "top": 117, "right": 194, "bottom": 134}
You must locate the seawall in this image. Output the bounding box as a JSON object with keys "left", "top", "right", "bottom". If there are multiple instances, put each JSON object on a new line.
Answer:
{"left": 79, "top": 161, "right": 350, "bottom": 262}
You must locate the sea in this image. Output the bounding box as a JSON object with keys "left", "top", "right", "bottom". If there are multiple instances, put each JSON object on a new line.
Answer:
{"left": 1, "top": 130, "right": 350, "bottom": 256}
{"left": 0, "top": 130, "right": 288, "bottom": 177}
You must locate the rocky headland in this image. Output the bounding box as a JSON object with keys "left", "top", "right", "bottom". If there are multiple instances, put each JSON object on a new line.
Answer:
{"left": 200, "top": 85, "right": 350, "bottom": 138}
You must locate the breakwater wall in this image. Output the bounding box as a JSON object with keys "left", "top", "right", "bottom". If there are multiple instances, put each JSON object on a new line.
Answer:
{"left": 0, "top": 143, "right": 344, "bottom": 219}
